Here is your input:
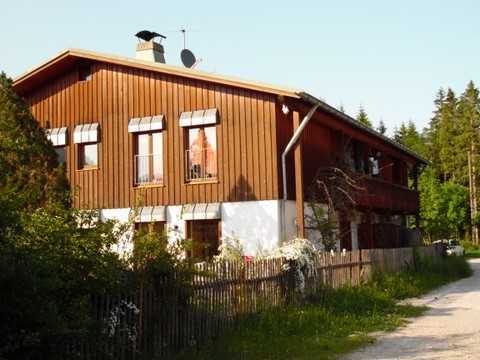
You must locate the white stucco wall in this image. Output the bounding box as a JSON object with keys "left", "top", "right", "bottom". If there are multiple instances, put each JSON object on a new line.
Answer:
{"left": 100, "top": 200, "right": 290, "bottom": 257}
{"left": 221, "top": 200, "right": 283, "bottom": 256}
{"left": 165, "top": 205, "right": 185, "bottom": 245}
{"left": 100, "top": 208, "right": 134, "bottom": 256}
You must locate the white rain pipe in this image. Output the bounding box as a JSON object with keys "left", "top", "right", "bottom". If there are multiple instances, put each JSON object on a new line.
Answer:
{"left": 280, "top": 102, "right": 322, "bottom": 240}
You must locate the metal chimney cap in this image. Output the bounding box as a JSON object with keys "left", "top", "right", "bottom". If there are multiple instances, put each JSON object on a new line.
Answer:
{"left": 135, "top": 30, "right": 166, "bottom": 42}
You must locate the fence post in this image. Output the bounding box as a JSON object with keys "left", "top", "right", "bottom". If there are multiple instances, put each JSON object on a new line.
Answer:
{"left": 284, "top": 259, "right": 298, "bottom": 305}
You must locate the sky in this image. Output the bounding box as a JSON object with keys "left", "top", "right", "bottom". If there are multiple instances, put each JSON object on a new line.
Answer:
{"left": 1, "top": 0, "right": 479, "bottom": 134}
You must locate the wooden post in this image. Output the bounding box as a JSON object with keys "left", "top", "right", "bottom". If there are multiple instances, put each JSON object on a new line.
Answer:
{"left": 293, "top": 110, "right": 305, "bottom": 238}
{"left": 366, "top": 210, "right": 374, "bottom": 249}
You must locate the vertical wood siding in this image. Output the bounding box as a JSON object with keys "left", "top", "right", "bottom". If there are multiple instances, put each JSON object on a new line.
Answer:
{"left": 27, "top": 62, "right": 279, "bottom": 209}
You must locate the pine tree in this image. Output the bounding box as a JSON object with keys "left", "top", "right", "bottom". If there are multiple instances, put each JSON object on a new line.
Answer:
{"left": 356, "top": 106, "right": 372, "bottom": 128}
{"left": 458, "top": 81, "right": 480, "bottom": 244}
{"left": 377, "top": 120, "right": 387, "bottom": 135}
{"left": 393, "top": 121, "right": 427, "bottom": 157}
{"left": 425, "top": 88, "right": 446, "bottom": 176}
{"left": 437, "top": 89, "right": 464, "bottom": 182}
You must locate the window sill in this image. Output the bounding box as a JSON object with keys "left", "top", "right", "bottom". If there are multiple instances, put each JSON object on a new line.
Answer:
{"left": 185, "top": 179, "right": 219, "bottom": 185}
{"left": 134, "top": 183, "right": 165, "bottom": 189}
{"left": 76, "top": 166, "right": 99, "bottom": 172}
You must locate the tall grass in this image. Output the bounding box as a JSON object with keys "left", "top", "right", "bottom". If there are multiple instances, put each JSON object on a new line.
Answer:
{"left": 462, "top": 240, "right": 480, "bottom": 258}
{"left": 370, "top": 254, "right": 472, "bottom": 300}
{"left": 176, "top": 255, "right": 472, "bottom": 360}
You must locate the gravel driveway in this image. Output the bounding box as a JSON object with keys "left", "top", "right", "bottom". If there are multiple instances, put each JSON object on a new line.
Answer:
{"left": 344, "top": 258, "right": 480, "bottom": 360}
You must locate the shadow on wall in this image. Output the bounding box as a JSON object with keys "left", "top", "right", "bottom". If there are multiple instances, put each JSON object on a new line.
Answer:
{"left": 222, "top": 175, "right": 280, "bottom": 256}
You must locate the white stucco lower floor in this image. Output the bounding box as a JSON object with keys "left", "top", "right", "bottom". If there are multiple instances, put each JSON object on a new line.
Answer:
{"left": 99, "top": 200, "right": 297, "bottom": 257}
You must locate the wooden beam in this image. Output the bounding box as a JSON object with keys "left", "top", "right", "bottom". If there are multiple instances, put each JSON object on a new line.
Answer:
{"left": 293, "top": 110, "right": 305, "bottom": 238}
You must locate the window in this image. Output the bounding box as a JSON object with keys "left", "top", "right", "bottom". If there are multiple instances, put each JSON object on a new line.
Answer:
{"left": 73, "top": 123, "right": 99, "bottom": 170}
{"left": 135, "top": 132, "right": 163, "bottom": 185}
{"left": 79, "top": 64, "right": 92, "bottom": 81}
{"left": 186, "top": 220, "right": 220, "bottom": 260}
{"left": 134, "top": 222, "right": 167, "bottom": 250}
{"left": 55, "top": 147, "right": 67, "bottom": 165}
{"left": 79, "top": 143, "right": 98, "bottom": 168}
{"left": 186, "top": 126, "right": 217, "bottom": 181}
{"left": 135, "top": 221, "right": 166, "bottom": 235}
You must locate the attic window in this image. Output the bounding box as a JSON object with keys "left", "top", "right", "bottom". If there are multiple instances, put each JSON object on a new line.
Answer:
{"left": 79, "top": 64, "right": 92, "bottom": 81}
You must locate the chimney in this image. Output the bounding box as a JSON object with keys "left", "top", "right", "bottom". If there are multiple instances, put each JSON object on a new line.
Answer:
{"left": 135, "top": 31, "right": 166, "bottom": 64}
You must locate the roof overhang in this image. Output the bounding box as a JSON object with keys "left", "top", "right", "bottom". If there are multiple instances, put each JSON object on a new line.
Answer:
{"left": 13, "top": 48, "right": 301, "bottom": 98}
{"left": 297, "top": 92, "right": 429, "bottom": 165}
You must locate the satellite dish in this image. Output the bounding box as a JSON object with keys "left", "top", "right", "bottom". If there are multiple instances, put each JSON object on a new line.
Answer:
{"left": 181, "top": 48, "right": 196, "bottom": 68}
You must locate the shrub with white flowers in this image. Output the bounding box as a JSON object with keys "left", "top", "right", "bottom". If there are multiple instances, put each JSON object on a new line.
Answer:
{"left": 104, "top": 300, "right": 140, "bottom": 351}
{"left": 269, "top": 238, "right": 317, "bottom": 297}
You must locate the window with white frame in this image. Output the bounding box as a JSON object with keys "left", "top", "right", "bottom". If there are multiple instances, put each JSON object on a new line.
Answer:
{"left": 73, "top": 123, "right": 99, "bottom": 170}
{"left": 179, "top": 108, "right": 218, "bottom": 182}
{"left": 128, "top": 115, "right": 164, "bottom": 186}
{"left": 46, "top": 127, "right": 68, "bottom": 165}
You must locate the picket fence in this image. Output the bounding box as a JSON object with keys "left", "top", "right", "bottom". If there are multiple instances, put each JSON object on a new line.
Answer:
{"left": 68, "top": 246, "right": 441, "bottom": 359}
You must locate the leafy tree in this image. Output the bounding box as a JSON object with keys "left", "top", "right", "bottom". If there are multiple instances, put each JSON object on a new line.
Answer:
{"left": 419, "top": 168, "right": 469, "bottom": 241}
{"left": 356, "top": 106, "right": 372, "bottom": 128}
{"left": 0, "top": 72, "right": 194, "bottom": 358}
{"left": 0, "top": 73, "right": 127, "bottom": 358}
{"left": 0, "top": 73, "right": 69, "bottom": 222}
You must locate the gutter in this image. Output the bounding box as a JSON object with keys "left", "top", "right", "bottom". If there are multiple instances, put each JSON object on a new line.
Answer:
{"left": 280, "top": 101, "right": 322, "bottom": 240}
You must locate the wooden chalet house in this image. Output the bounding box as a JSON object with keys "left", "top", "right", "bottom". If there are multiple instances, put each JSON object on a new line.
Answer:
{"left": 13, "top": 36, "right": 427, "bottom": 258}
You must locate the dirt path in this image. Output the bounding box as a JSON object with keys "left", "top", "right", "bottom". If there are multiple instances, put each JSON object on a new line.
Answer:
{"left": 344, "top": 258, "right": 480, "bottom": 360}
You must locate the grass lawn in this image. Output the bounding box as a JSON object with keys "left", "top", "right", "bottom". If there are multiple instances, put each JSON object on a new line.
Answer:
{"left": 176, "top": 255, "right": 472, "bottom": 360}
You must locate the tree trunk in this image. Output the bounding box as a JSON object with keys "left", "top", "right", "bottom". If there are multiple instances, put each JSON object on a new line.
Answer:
{"left": 470, "top": 139, "right": 479, "bottom": 244}
{"left": 468, "top": 150, "right": 475, "bottom": 242}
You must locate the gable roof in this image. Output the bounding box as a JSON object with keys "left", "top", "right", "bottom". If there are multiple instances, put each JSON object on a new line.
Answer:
{"left": 12, "top": 48, "right": 427, "bottom": 164}
{"left": 13, "top": 48, "right": 301, "bottom": 98}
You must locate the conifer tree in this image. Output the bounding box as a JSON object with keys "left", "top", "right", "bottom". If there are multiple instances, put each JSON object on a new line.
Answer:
{"left": 356, "top": 106, "right": 372, "bottom": 128}
{"left": 377, "top": 119, "right": 387, "bottom": 135}
{"left": 425, "top": 88, "right": 446, "bottom": 176}
{"left": 437, "top": 89, "right": 463, "bottom": 182}
{"left": 458, "top": 81, "right": 480, "bottom": 243}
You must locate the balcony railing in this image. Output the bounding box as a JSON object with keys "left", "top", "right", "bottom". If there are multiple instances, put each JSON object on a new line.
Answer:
{"left": 134, "top": 154, "right": 163, "bottom": 186}
{"left": 355, "top": 177, "right": 419, "bottom": 213}
{"left": 185, "top": 148, "right": 217, "bottom": 182}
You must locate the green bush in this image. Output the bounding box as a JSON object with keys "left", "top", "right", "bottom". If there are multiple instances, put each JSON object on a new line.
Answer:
{"left": 461, "top": 240, "right": 480, "bottom": 258}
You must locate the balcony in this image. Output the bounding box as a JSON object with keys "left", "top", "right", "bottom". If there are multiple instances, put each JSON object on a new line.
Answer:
{"left": 185, "top": 148, "right": 217, "bottom": 182}
{"left": 134, "top": 154, "right": 163, "bottom": 186}
{"left": 355, "top": 177, "right": 419, "bottom": 213}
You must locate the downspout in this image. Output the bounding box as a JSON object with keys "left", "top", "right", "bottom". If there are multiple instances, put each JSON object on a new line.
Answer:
{"left": 280, "top": 102, "right": 322, "bottom": 241}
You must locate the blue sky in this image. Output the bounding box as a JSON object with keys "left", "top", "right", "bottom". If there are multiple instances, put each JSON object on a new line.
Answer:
{"left": 2, "top": 0, "right": 478, "bottom": 133}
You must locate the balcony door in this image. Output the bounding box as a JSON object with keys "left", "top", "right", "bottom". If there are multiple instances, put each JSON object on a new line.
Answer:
{"left": 135, "top": 132, "right": 163, "bottom": 186}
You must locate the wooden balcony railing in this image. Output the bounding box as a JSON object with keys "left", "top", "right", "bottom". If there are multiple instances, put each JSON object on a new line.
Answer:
{"left": 355, "top": 177, "right": 419, "bottom": 213}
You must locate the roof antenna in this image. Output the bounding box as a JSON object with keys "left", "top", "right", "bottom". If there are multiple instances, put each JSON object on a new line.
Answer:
{"left": 179, "top": 27, "right": 202, "bottom": 69}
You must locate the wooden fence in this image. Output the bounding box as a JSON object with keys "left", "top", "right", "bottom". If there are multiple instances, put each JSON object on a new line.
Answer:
{"left": 69, "top": 246, "right": 441, "bottom": 359}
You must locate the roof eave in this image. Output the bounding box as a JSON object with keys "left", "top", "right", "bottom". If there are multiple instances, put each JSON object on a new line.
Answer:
{"left": 13, "top": 48, "right": 301, "bottom": 99}
{"left": 297, "top": 91, "right": 429, "bottom": 165}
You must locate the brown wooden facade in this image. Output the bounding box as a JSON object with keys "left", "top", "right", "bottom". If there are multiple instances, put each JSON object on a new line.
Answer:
{"left": 24, "top": 62, "right": 281, "bottom": 209}
{"left": 14, "top": 49, "right": 426, "bottom": 224}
